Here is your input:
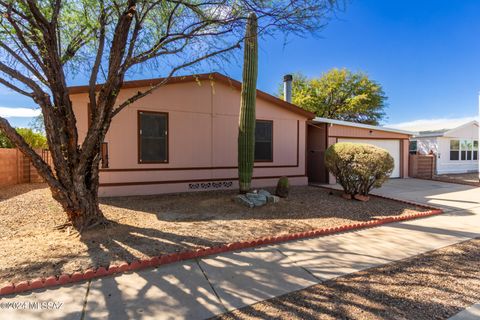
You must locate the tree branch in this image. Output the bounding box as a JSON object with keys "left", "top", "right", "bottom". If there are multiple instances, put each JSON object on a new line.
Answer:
{"left": 0, "top": 116, "right": 65, "bottom": 193}
{"left": 112, "top": 40, "right": 241, "bottom": 117}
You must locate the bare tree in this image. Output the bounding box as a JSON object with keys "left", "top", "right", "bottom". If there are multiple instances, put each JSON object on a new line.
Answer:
{"left": 0, "top": 0, "right": 341, "bottom": 232}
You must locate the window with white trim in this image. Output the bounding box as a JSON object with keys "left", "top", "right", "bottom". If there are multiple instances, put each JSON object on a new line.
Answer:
{"left": 450, "top": 140, "right": 459, "bottom": 160}
{"left": 450, "top": 139, "right": 478, "bottom": 161}
{"left": 474, "top": 140, "right": 478, "bottom": 160}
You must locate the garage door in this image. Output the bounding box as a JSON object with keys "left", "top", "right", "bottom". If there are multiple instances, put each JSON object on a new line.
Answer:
{"left": 337, "top": 139, "right": 401, "bottom": 178}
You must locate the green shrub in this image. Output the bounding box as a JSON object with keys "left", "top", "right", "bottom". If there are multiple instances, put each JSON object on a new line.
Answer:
{"left": 275, "top": 176, "right": 290, "bottom": 198}
{"left": 325, "top": 142, "right": 394, "bottom": 196}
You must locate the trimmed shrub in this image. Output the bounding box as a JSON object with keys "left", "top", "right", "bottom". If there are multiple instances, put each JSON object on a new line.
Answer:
{"left": 325, "top": 142, "right": 394, "bottom": 196}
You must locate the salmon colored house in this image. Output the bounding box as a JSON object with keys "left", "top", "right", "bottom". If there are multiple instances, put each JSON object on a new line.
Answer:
{"left": 70, "top": 73, "right": 314, "bottom": 197}
{"left": 70, "top": 72, "right": 413, "bottom": 196}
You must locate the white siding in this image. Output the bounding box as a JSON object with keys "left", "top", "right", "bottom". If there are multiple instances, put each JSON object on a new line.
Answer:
{"left": 436, "top": 137, "right": 478, "bottom": 174}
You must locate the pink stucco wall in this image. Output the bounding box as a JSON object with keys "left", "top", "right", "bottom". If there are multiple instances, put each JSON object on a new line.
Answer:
{"left": 71, "top": 79, "right": 308, "bottom": 196}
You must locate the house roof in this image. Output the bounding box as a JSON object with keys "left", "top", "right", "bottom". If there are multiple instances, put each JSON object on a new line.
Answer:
{"left": 68, "top": 72, "right": 315, "bottom": 119}
{"left": 311, "top": 117, "right": 416, "bottom": 136}
{"left": 414, "top": 120, "right": 479, "bottom": 138}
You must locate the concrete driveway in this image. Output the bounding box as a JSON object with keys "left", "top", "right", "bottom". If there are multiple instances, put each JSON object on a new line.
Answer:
{"left": 1, "top": 178, "right": 479, "bottom": 320}
{"left": 372, "top": 178, "right": 479, "bottom": 212}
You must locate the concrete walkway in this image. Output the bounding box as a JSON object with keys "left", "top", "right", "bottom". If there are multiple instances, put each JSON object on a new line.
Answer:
{"left": 1, "top": 179, "right": 479, "bottom": 320}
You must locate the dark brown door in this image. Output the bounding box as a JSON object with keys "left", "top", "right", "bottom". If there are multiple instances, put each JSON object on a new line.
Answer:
{"left": 307, "top": 124, "right": 328, "bottom": 183}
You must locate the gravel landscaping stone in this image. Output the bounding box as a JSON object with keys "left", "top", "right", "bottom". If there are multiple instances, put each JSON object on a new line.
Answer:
{"left": 0, "top": 183, "right": 430, "bottom": 283}
{"left": 215, "top": 238, "right": 480, "bottom": 320}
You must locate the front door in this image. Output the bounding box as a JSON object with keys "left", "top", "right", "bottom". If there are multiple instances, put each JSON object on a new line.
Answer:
{"left": 307, "top": 124, "right": 328, "bottom": 183}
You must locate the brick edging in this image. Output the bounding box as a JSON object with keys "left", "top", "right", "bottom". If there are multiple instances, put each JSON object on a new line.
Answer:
{"left": 0, "top": 195, "right": 443, "bottom": 297}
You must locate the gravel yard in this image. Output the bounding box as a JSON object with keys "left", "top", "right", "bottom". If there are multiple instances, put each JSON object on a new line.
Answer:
{"left": 0, "top": 183, "right": 430, "bottom": 283}
{"left": 433, "top": 172, "right": 480, "bottom": 187}
{"left": 215, "top": 238, "right": 480, "bottom": 320}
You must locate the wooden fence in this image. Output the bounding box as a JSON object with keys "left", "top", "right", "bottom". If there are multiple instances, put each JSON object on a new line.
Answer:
{"left": 0, "top": 148, "right": 52, "bottom": 187}
{"left": 409, "top": 154, "right": 435, "bottom": 179}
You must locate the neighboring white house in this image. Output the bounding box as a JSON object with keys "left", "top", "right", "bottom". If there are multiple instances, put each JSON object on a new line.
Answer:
{"left": 410, "top": 120, "right": 479, "bottom": 174}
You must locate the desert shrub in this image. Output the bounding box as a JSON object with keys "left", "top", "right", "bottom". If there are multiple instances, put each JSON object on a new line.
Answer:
{"left": 325, "top": 142, "right": 394, "bottom": 196}
{"left": 275, "top": 176, "right": 290, "bottom": 198}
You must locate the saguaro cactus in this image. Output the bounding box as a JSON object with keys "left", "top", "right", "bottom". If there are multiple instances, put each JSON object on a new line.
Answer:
{"left": 238, "top": 12, "right": 258, "bottom": 194}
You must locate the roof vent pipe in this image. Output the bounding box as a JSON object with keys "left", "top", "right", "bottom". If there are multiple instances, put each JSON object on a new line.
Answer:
{"left": 283, "top": 74, "right": 293, "bottom": 103}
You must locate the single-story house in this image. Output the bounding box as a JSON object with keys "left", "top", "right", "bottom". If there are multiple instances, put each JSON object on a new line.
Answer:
{"left": 69, "top": 72, "right": 413, "bottom": 196}
{"left": 70, "top": 73, "right": 314, "bottom": 196}
{"left": 307, "top": 118, "right": 414, "bottom": 183}
{"left": 410, "top": 120, "right": 479, "bottom": 174}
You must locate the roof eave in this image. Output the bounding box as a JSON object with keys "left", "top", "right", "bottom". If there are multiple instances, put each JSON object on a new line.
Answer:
{"left": 68, "top": 72, "right": 315, "bottom": 120}
{"left": 311, "top": 117, "right": 416, "bottom": 136}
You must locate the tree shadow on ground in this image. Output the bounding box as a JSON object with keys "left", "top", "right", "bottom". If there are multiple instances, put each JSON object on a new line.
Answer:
{"left": 212, "top": 238, "right": 480, "bottom": 320}
{"left": 78, "top": 220, "right": 224, "bottom": 268}
{"left": 0, "top": 183, "right": 47, "bottom": 202}
{"left": 99, "top": 186, "right": 425, "bottom": 223}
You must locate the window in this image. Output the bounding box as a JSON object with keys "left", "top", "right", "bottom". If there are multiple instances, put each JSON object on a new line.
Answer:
{"left": 255, "top": 120, "right": 273, "bottom": 161}
{"left": 87, "top": 103, "right": 92, "bottom": 127}
{"left": 138, "top": 111, "right": 168, "bottom": 163}
{"left": 451, "top": 139, "right": 478, "bottom": 161}
{"left": 409, "top": 141, "right": 417, "bottom": 155}
{"left": 101, "top": 142, "right": 109, "bottom": 168}
{"left": 474, "top": 140, "right": 478, "bottom": 161}
{"left": 450, "top": 140, "right": 459, "bottom": 160}
{"left": 460, "top": 140, "right": 470, "bottom": 160}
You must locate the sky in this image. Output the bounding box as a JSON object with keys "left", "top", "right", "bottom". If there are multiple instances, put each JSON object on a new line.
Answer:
{"left": 1, "top": 0, "right": 479, "bottom": 130}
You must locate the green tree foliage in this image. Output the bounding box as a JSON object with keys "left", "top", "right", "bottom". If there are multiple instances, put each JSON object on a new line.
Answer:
{"left": 281, "top": 69, "right": 387, "bottom": 125}
{"left": 0, "top": 128, "right": 47, "bottom": 149}
{"left": 325, "top": 142, "right": 394, "bottom": 196}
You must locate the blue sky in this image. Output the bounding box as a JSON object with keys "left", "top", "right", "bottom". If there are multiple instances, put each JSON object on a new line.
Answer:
{"left": 1, "top": 0, "right": 479, "bottom": 129}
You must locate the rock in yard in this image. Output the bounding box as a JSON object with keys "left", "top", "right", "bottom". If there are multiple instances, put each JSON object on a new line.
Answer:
{"left": 354, "top": 194, "right": 370, "bottom": 202}
{"left": 235, "top": 195, "right": 254, "bottom": 208}
{"left": 246, "top": 192, "right": 267, "bottom": 207}
{"left": 267, "top": 195, "right": 280, "bottom": 203}
{"left": 258, "top": 189, "right": 271, "bottom": 197}
{"left": 341, "top": 193, "right": 352, "bottom": 200}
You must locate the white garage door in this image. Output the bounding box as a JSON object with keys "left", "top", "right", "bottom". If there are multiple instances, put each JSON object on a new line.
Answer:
{"left": 337, "top": 139, "right": 401, "bottom": 178}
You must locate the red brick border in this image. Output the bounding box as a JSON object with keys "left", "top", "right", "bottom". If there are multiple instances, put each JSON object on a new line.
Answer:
{"left": 0, "top": 193, "right": 443, "bottom": 297}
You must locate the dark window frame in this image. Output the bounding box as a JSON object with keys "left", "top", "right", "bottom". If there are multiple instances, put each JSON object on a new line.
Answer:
{"left": 474, "top": 140, "right": 479, "bottom": 161}
{"left": 101, "top": 142, "right": 109, "bottom": 168}
{"left": 254, "top": 119, "right": 274, "bottom": 162}
{"left": 409, "top": 140, "right": 417, "bottom": 155}
{"left": 87, "top": 102, "right": 92, "bottom": 128}
{"left": 137, "top": 110, "right": 169, "bottom": 164}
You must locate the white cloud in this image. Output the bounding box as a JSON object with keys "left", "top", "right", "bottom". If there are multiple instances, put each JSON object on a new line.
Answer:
{"left": 0, "top": 106, "right": 41, "bottom": 118}
{"left": 388, "top": 116, "right": 479, "bottom": 132}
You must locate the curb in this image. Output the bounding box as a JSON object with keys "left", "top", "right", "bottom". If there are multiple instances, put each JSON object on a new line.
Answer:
{"left": 0, "top": 196, "right": 443, "bottom": 297}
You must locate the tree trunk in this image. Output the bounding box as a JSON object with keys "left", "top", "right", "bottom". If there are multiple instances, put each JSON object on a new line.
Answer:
{"left": 52, "top": 165, "right": 107, "bottom": 231}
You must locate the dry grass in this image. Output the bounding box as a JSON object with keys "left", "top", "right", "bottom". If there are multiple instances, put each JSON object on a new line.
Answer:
{"left": 0, "top": 183, "right": 429, "bottom": 283}
{"left": 215, "top": 238, "right": 480, "bottom": 320}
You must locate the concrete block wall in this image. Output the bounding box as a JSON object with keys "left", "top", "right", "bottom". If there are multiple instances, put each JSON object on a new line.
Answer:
{"left": 0, "top": 148, "right": 50, "bottom": 187}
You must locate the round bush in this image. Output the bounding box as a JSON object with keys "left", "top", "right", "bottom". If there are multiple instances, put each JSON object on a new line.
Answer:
{"left": 325, "top": 142, "right": 394, "bottom": 196}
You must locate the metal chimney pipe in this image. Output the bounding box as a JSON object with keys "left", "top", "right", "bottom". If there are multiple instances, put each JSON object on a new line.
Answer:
{"left": 283, "top": 74, "right": 293, "bottom": 103}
